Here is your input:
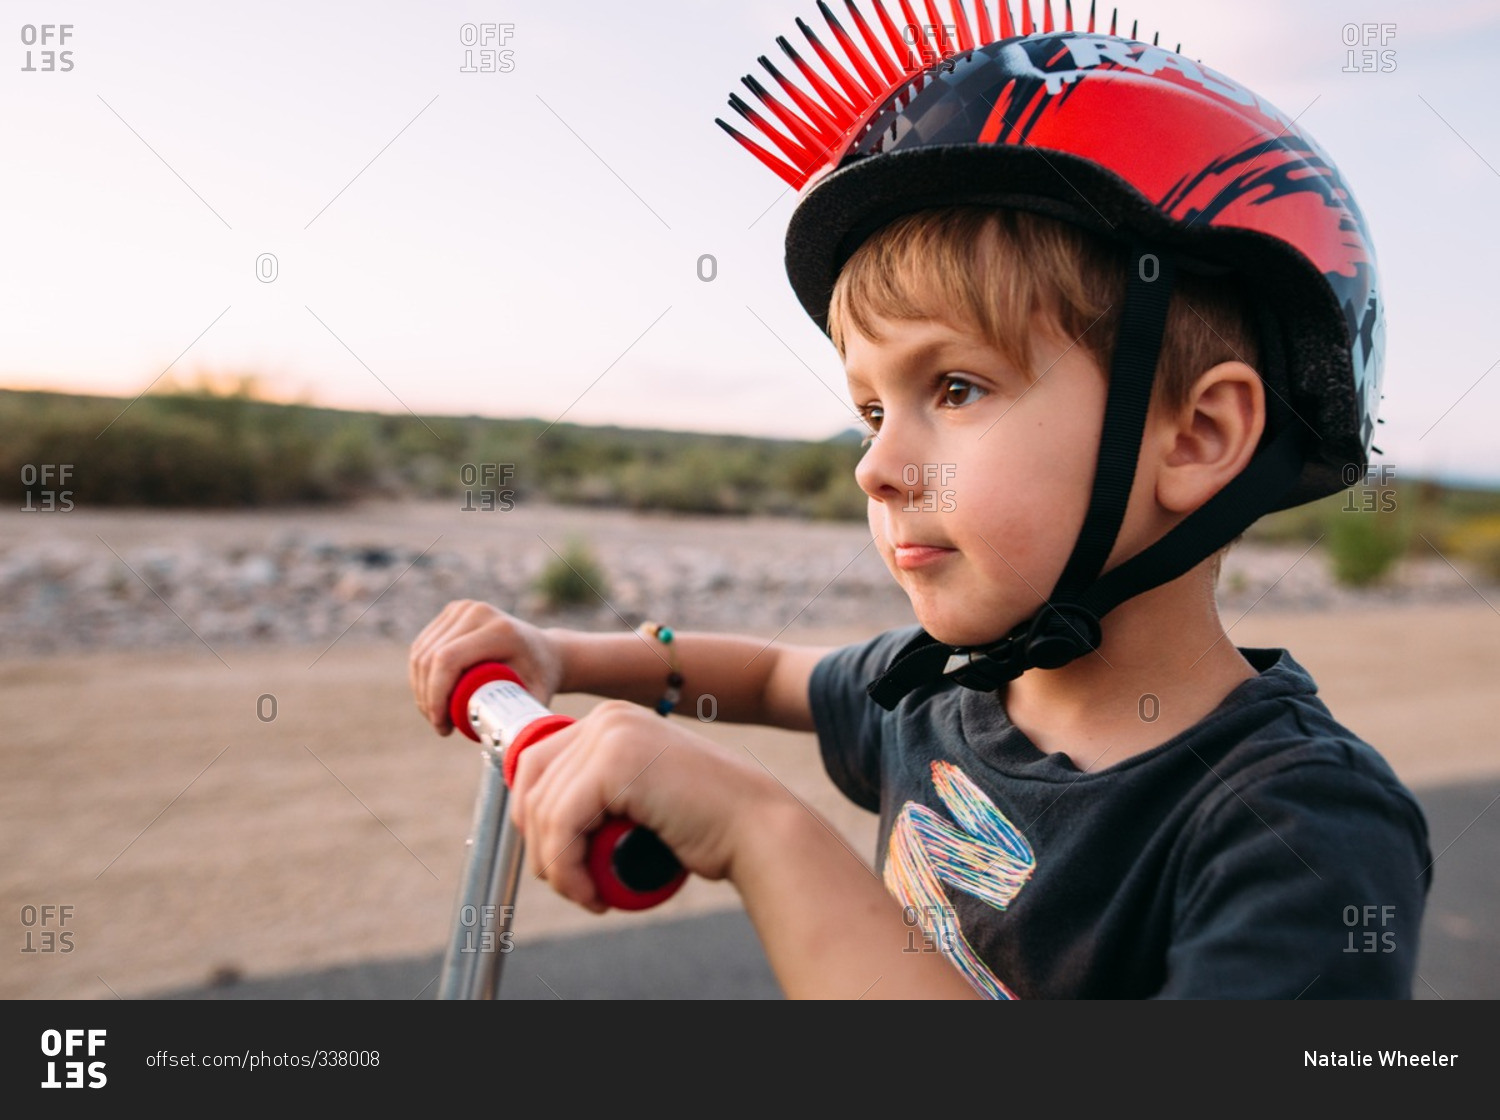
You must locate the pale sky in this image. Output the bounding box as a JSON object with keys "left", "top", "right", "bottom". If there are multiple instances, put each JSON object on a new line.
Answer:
{"left": 3, "top": 0, "right": 1498, "bottom": 482}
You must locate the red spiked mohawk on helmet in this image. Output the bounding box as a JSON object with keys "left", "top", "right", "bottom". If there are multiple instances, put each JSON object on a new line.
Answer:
{"left": 719, "top": 1, "right": 1171, "bottom": 190}
{"left": 715, "top": 2, "right": 1386, "bottom": 702}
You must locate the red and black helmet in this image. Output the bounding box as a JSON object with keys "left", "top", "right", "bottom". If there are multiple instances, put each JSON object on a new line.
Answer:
{"left": 717, "top": 1, "right": 1385, "bottom": 702}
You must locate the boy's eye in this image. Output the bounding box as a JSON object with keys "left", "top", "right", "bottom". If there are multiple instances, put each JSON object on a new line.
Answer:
{"left": 859, "top": 404, "right": 883, "bottom": 446}
{"left": 941, "top": 377, "right": 985, "bottom": 408}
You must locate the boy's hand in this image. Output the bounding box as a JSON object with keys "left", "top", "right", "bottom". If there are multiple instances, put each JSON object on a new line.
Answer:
{"left": 408, "top": 600, "right": 563, "bottom": 735}
{"left": 508, "top": 700, "right": 784, "bottom": 913}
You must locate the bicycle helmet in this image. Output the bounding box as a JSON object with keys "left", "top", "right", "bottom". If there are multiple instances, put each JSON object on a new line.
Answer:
{"left": 716, "top": 0, "right": 1384, "bottom": 706}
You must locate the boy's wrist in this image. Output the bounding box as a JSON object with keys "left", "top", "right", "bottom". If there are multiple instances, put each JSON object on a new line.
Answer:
{"left": 542, "top": 626, "right": 586, "bottom": 696}
{"left": 541, "top": 625, "right": 653, "bottom": 701}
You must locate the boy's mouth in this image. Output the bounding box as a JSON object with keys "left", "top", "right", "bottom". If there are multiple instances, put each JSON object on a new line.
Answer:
{"left": 892, "top": 542, "right": 957, "bottom": 571}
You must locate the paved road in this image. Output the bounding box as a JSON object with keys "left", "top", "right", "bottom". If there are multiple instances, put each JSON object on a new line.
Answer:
{"left": 157, "top": 777, "right": 1497, "bottom": 1000}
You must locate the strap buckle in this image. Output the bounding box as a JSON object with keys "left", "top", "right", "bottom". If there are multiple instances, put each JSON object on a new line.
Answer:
{"left": 942, "top": 602, "right": 1103, "bottom": 690}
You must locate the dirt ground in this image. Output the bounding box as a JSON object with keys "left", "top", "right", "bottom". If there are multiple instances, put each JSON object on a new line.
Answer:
{"left": 1, "top": 624, "right": 888, "bottom": 999}
{"left": 3, "top": 560, "right": 1499, "bottom": 999}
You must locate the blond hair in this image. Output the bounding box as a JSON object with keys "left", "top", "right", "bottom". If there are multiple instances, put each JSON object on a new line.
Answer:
{"left": 827, "top": 206, "right": 1259, "bottom": 415}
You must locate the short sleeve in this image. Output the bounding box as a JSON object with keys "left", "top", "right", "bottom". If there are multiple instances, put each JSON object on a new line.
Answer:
{"left": 807, "top": 626, "right": 922, "bottom": 813}
{"left": 1157, "top": 753, "right": 1433, "bottom": 999}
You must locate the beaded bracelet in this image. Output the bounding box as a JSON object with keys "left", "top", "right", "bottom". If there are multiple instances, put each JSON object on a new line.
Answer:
{"left": 638, "top": 620, "right": 683, "bottom": 716}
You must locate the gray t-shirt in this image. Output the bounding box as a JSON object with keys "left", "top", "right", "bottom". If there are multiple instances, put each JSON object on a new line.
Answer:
{"left": 809, "top": 625, "right": 1433, "bottom": 999}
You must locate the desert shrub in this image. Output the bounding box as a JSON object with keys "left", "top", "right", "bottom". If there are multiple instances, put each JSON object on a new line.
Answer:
{"left": 808, "top": 474, "right": 870, "bottom": 521}
{"left": 779, "top": 442, "right": 840, "bottom": 496}
{"left": 312, "top": 419, "right": 384, "bottom": 498}
{"left": 616, "top": 445, "right": 756, "bottom": 514}
{"left": 1324, "top": 508, "right": 1408, "bottom": 587}
{"left": 534, "top": 538, "right": 610, "bottom": 609}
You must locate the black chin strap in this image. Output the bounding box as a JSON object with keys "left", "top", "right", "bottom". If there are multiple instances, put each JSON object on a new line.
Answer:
{"left": 867, "top": 244, "right": 1301, "bottom": 711}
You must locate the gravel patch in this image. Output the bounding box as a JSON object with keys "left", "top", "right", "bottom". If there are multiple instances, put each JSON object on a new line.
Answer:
{"left": 1, "top": 502, "right": 1492, "bottom": 656}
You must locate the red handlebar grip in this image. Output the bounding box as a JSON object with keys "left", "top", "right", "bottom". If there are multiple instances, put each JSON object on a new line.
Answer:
{"left": 445, "top": 661, "right": 687, "bottom": 910}
{"left": 448, "top": 662, "right": 525, "bottom": 742}
{"left": 502, "top": 713, "right": 577, "bottom": 787}
{"left": 588, "top": 818, "right": 689, "bottom": 911}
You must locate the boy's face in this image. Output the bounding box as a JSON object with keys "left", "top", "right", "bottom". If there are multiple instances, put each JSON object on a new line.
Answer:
{"left": 846, "top": 312, "right": 1129, "bottom": 648}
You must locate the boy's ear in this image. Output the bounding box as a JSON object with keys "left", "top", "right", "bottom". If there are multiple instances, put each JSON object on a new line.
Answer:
{"left": 1153, "top": 361, "right": 1266, "bottom": 515}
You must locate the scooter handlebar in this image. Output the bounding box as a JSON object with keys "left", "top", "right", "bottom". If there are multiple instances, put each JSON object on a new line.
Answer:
{"left": 446, "top": 662, "right": 687, "bottom": 911}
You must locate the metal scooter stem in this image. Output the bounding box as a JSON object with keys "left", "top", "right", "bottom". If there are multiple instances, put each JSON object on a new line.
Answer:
{"left": 433, "top": 662, "right": 688, "bottom": 999}
{"left": 437, "top": 749, "right": 525, "bottom": 1000}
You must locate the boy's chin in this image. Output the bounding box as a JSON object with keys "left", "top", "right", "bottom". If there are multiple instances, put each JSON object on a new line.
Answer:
{"left": 912, "top": 608, "right": 1025, "bottom": 649}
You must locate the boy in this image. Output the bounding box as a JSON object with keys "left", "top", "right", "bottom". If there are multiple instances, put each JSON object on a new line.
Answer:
{"left": 409, "top": 4, "right": 1430, "bottom": 998}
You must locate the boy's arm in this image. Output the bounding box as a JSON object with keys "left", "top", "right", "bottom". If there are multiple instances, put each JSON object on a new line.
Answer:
{"left": 732, "top": 796, "right": 979, "bottom": 999}
{"left": 509, "top": 701, "right": 976, "bottom": 999}
{"left": 549, "top": 627, "right": 828, "bottom": 731}
{"left": 409, "top": 601, "right": 827, "bottom": 734}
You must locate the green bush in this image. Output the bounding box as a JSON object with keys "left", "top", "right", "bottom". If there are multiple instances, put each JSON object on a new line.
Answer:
{"left": 0, "top": 387, "right": 884, "bottom": 516}
{"left": 1324, "top": 508, "right": 1408, "bottom": 587}
{"left": 312, "top": 419, "right": 382, "bottom": 498}
{"left": 808, "top": 475, "right": 870, "bottom": 521}
{"left": 534, "top": 538, "right": 610, "bottom": 609}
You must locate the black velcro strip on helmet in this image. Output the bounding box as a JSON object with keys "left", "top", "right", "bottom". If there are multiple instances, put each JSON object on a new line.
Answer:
{"left": 1078, "top": 425, "right": 1305, "bottom": 620}
{"left": 1052, "top": 244, "right": 1176, "bottom": 600}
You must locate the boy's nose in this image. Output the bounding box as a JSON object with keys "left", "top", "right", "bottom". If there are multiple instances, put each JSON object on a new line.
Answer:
{"left": 854, "top": 424, "right": 911, "bottom": 503}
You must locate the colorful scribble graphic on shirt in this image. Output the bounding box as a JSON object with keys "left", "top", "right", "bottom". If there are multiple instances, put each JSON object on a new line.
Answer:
{"left": 884, "top": 760, "right": 1035, "bottom": 999}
